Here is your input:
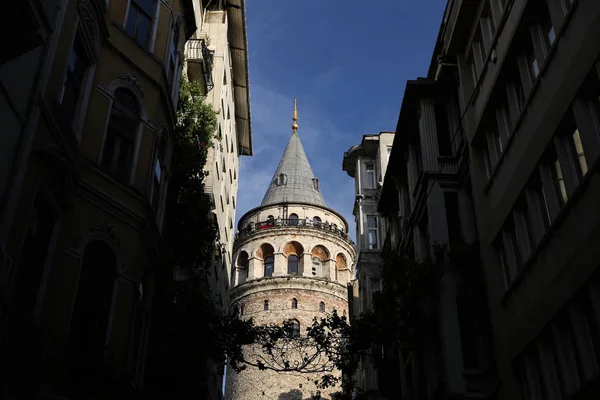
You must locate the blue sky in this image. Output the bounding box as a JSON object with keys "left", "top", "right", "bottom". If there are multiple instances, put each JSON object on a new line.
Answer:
{"left": 236, "top": 0, "right": 447, "bottom": 239}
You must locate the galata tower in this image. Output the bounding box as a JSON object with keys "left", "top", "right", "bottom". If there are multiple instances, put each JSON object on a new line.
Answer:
{"left": 225, "top": 99, "right": 356, "bottom": 400}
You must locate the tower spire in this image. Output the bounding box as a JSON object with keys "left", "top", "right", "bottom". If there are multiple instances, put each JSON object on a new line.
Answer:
{"left": 292, "top": 97, "right": 299, "bottom": 133}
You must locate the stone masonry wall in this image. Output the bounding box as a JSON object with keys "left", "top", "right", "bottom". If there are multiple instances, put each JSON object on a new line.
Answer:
{"left": 225, "top": 277, "right": 349, "bottom": 400}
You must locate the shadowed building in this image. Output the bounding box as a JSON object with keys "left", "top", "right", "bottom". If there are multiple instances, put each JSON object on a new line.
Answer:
{"left": 0, "top": 0, "right": 197, "bottom": 398}
{"left": 225, "top": 101, "right": 356, "bottom": 400}
{"left": 439, "top": 0, "right": 600, "bottom": 398}
{"left": 342, "top": 131, "right": 394, "bottom": 398}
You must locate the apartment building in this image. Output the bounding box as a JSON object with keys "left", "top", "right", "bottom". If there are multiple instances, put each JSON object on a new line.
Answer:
{"left": 0, "top": 0, "right": 197, "bottom": 398}
{"left": 343, "top": 132, "right": 394, "bottom": 398}
{"left": 375, "top": 67, "right": 497, "bottom": 397}
{"left": 437, "top": 0, "right": 600, "bottom": 398}
{"left": 183, "top": 0, "right": 252, "bottom": 313}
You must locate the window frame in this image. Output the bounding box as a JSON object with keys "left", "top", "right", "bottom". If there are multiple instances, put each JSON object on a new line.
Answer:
{"left": 367, "top": 215, "right": 379, "bottom": 250}
{"left": 124, "top": 0, "right": 157, "bottom": 49}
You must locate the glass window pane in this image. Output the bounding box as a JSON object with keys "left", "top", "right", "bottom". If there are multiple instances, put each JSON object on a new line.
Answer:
{"left": 367, "top": 216, "right": 377, "bottom": 229}
{"left": 572, "top": 129, "right": 588, "bottom": 176}
{"left": 136, "top": 15, "right": 151, "bottom": 47}
{"left": 125, "top": 7, "right": 138, "bottom": 36}
{"left": 135, "top": 0, "right": 156, "bottom": 16}
{"left": 554, "top": 160, "right": 568, "bottom": 204}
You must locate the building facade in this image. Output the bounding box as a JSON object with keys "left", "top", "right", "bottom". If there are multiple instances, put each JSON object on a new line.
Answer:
{"left": 0, "top": 0, "right": 197, "bottom": 398}
{"left": 183, "top": 0, "right": 252, "bottom": 311}
{"left": 225, "top": 102, "right": 356, "bottom": 400}
{"left": 342, "top": 131, "right": 394, "bottom": 397}
{"left": 440, "top": 0, "right": 600, "bottom": 398}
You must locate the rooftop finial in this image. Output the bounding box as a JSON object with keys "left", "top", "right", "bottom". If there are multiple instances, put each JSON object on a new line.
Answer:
{"left": 292, "top": 97, "right": 299, "bottom": 133}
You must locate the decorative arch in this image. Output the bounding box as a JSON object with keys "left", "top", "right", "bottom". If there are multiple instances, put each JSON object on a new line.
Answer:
{"left": 236, "top": 250, "right": 249, "bottom": 285}
{"left": 283, "top": 241, "right": 304, "bottom": 276}
{"left": 282, "top": 241, "right": 304, "bottom": 257}
{"left": 78, "top": 222, "right": 124, "bottom": 274}
{"left": 77, "top": 0, "right": 109, "bottom": 63}
{"left": 256, "top": 243, "right": 275, "bottom": 277}
{"left": 336, "top": 253, "right": 347, "bottom": 270}
{"left": 311, "top": 245, "right": 330, "bottom": 261}
{"left": 103, "top": 74, "right": 149, "bottom": 120}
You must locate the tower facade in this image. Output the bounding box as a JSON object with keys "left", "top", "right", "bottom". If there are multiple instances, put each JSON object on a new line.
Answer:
{"left": 225, "top": 101, "right": 356, "bottom": 400}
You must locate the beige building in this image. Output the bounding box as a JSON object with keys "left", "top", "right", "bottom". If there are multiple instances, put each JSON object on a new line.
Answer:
{"left": 225, "top": 102, "right": 356, "bottom": 400}
{"left": 440, "top": 0, "right": 600, "bottom": 398}
{"left": 342, "top": 131, "right": 394, "bottom": 397}
{"left": 179, "top": 1, "right": 252, "bottom": 396}
{"left": 0, "top": 0, "right": 197, "bottom": 398}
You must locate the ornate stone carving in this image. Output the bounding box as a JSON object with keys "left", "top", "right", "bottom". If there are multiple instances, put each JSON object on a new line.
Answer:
{"left": 77, "top": 0, "right": 104, "bottom": 62}
{"left": 118, "top": 73, "right": 144, "bottom": 96}
{"left": 90, "top": 221, "right": 120, "bottom": 246}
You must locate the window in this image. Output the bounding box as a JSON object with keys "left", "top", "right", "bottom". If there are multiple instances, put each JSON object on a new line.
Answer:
{"left": 539, "top": 3, "right": 556, "bottom": 53}
{"left": 506, "top": 217, "right": 523, "bottom": 275}
{"left": 264, "top": 300, "right": 269, "bottom": 311}
{"left": 515, "top": 195, "right": 535, "bottom": 259}
{"left": 367, "top": 216, "right": 378, "bottom": 249}
{"left": 277, "top": 173, "right": 287, "bottom": 185}
{"left": 494, "top": 236, "right": 510, "bottom": 287}
{"left": 290, "top": 319, "right": 300, "bottom": 338}
{"left": 319, "top": 302, "right": 325, "bottom": 313}
{"left": 553, "top": 157, "right": 568, "bottom": 206}
{"left": 484, "top": 145, "right": 492, "bottom": 179}
{"left": 59, "top": 37, "right": 89, "bottom": 117}
{"left": 264, "top": 256, "right": 274, "bottom": 277}
{"left": 570, "top": 129, "right": 589, "bottom": 178}
{"left": 507, "top": 62, "right": 526, "bottom": 119}
{"left": 101, "top": 89, "right": 140, "bottom": 183}
{"left": 289, "top": 213, "right": 298, "bottom": 226}
{"left": 240, "top": 305, "right": 244, "bottom": 315}
{"left": 292, "top": 298, "right": 298, "bottom": 309}
{"left": 472, "top": 34, "right": 485, "bottom": 75}
{"left": 125, "top": 0, "right": 156, "bottom": 47}
{"left": 480, "top": 2, "right": 496, "bottom": 52}
{"left": 312, "top": 257, "right": 322, "bottom": 277}
{"left": 267, "top": 215, "right": 274, "bottom": 225}
{"left": 524, "top": 37, "right": 540, "bottom": 84}
{"left": 313, "top": 216, "right": 321, "bottom": 225}
{"left": 434, "top": 103, "right": 452, "bottom": 156}
{"left": 168, "top": 24, "right": 180, "bottom": 90}
{"left": 288, "top": 254, "right": 299, "bottom": 275}
{"left": 529, "top": 170, "right": 552, "bottom": 235}
{"left": 313, "top": 178, "right": 320, "bottom": 191}
{"left": 152, "top": 136, "right": 166, "bottom": 216}
{"left": 365, "top": 162, "right": 376, "bottom": 188}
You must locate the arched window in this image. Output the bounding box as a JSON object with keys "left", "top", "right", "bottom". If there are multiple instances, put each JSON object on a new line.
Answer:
{"left": 288, "top": 254, "right": 299, "bottom": 275}
{"left": 101, "top": 88, "right": 140, "bottom": 182}
{"left": 264, "top": 300, "right": 269, "bottom": 311}
{"left": 291, "top": 319, "right": 300, "bottom": 338}
{"left": 312, "top": 216, "right": 321, "bottom": 226}
{"left": 267, "top": 215, "right": 275, "bottom": 225}
{"left": 292, "top": 298, "right": 298, "bottom": 309}
{"left": 289, "top": 213, "right": 298, "bottom": 226}
{"left": 319, "top": 301, "right": 325, "bottom": 313}
{"left": 312, "top": 257, "right": 322, "bottom": 277}
{"left": 264, "top": 256, "right": 274, "bottom": 277}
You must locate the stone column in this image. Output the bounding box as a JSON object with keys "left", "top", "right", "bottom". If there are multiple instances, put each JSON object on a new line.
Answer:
{"left": 302, "top": 255, "right": 312, "bottom": 277}
{"left": 248, "top": 257, "right": 258, "bottom": 279}
{"left": 274, "top": 253, "right": 286, "bottom": 276}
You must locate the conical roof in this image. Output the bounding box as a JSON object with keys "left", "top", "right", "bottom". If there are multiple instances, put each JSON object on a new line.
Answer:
{"left": 261, "top": 131, "right": 326, "bottom": 207}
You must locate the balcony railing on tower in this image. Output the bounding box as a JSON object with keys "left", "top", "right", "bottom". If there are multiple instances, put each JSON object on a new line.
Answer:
{"left": 235, "top": 218, "right": 355, "bottom": 245}
{"left": 184, "top": 38, "right": 214, "bottom": 93}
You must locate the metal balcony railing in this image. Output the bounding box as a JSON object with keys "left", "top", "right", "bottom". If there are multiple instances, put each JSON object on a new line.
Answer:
{"left": 184, "top": 38, "right": 214, "bottom": 92}
{"left": 236, "top": 218, "right": 355, "bottom": 245}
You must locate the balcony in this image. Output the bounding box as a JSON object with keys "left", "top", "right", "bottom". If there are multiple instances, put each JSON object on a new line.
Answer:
{"left": 235, "top": 218, "right": 355, "bottom": 246}
{"left": 184, "top": 39, "right": 214, "bottom": 93}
